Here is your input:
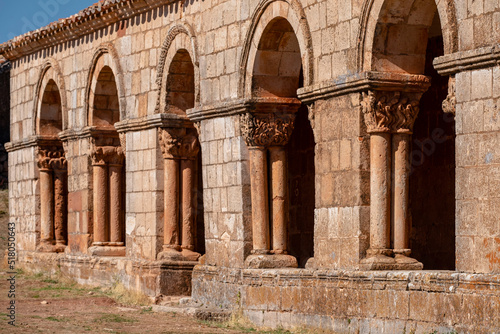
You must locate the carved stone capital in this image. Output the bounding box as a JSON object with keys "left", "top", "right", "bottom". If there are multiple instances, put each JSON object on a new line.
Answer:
{"left": 240, "top": 112, "right": 295, "bottom": 147}
{"left": 442, "top": 76, "right": 456, "bottom": 115}
{"left": 158, "top": 127, "right": 199, "bottom": 160}
{"left": 91, "top": 146, "right": 124, "bottom": 166}
{"left": 37, "top": 146, "right": 66, "bottom": 171}
{"left": 361, "top": 90, "right": 422, "bottom": 134}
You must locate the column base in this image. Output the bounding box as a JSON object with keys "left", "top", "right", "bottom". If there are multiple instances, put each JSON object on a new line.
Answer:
{"left": 158, "top": 248, "right": 201, "bottom": 261}
{"left": 36, "top": 242, "right": 56, "bottom": 253}
{"left": 245, "top": 254, "right": 298, "bottom": 269}
{"left": 54, "top": 244, "right": 67, "bottom": 253}
{"left": 88, "top": 246, "right": 126, "bottom": 257}
{"left": 37, "top": 241, "right": 66, "bottom": 253}
{"left": 394, "top": 253, "right": 423, "bottom": 270}
{"left": 304, "top": 257, "right": 316, "bottom": 270}
{"left": 360, "top": 250, "right": 423, "bottom": 270}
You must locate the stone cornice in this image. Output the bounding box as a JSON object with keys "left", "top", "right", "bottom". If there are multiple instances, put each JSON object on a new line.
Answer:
{"left": 58, "top": 127, "right": 118, "bottom": 141}
{"left": 0, "top": 0, "right": 180, "bottom": 61}
{"left": 114, "top": 113, "right": 194, "bottom": 133}
{"left": 195, "top": 266, "right": 500, "bottom": 295}
{"left": 5, "top": 135, "right": 61, "bottom": 152}
{"left": 297, "top": 71, "right": 431, "bottom": 104}
{"left": 433, "top": 45, "right": 500, "bottom": 76}
{"left": 187, "top": 97, "right": 302, "bottom": 122}
{"left": 186, "top": 99, "right": 250, "bottom": 122}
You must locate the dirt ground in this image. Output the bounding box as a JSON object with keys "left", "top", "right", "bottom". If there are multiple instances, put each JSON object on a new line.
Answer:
{"left": 0, "top": 268, "right": 253, "bottom": 333}
{"left": 0, "top": 190, "right": 322, "bottom": 334}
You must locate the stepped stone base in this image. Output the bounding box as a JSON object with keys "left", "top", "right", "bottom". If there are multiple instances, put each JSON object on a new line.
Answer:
{"left": 17, "top": 250, "right": 198, "bottom": 298}
{"left": 192, "top": 265, "right": 500, "bottom": 333}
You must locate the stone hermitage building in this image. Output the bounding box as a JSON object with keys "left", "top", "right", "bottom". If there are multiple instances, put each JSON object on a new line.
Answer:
{"left": 1, "top": 0, "right": 500, "bottom": 332}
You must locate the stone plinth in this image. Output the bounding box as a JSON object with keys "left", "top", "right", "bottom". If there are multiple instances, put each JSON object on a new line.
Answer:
{"left": 192, "top": 265, "right": 500, "bottom": 333}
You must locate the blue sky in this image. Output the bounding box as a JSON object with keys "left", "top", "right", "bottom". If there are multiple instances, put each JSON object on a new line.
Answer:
{"left": 0, "top": 0, "right": 98, "bottom": 44}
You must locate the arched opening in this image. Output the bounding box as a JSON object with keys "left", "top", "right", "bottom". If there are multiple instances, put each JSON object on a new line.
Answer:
{"left": 92, "top": 66, "right": 120, "bottom": 129}
{"left": 244, "top": 17, "right": 315, "bottom": 268}
{"left": 409, "top": 12, "right": 455, "bottom": 270}
{"left": 89, "top": 64, "right": 125, "bottom": 255}
{"left": 252, "top": 18, "right": 302, "bottom": 98}
{"left": 39, "top": 79, "right": 63, "bottom": 136}
{"left": 166, "top": 49, "right": 195, "bottom": 116}
{"left": 158, "top": 49, "right": 204, "bottom": 261}
{"left": 369, "top": 0, "right": 455, "bottom": 269}
{"left": 287, "top": 103, "right": 315, "bottom": 267}
{"left": 36, "top": 78, "right": 67, "bottom": 253}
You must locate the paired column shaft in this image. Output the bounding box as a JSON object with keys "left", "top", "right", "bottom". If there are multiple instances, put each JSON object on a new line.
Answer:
{"left": 269, "top": 146, "right": 288, "bottom": 254}
{"left": 181, "top": 158, "right": 196, "bottom": 251}
{"left": 369, "top": 133, "right": 392, "bottom": 253}
{"left": 39, "top": 169, "right": 54, "bottom": 245}
{"left": 92, "top": 164, "right": 108, "bottom": 245}
{"left": 164, "top": 158, "right": 180, "bottom": 250}
{"left": 249, "top": 147, "right": 270, "bottom": 254}
{"left": 109, "top": 164, "right": 123, "bottom": 246}
{"left": 53, "top": 170, "right": 66, "bottom": 245}
{"left": 392, "top": 133, "right": 411, "bottom": 252}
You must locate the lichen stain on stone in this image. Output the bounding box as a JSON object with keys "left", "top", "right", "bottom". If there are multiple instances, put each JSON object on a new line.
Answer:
{"left": 485, "top": 152, "right": 493, "bottom": 164}
{"left": 485, "top": 237, "right": 500, "bottom": 269}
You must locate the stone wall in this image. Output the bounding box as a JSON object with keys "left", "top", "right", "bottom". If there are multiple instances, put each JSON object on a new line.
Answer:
{"left": 2, "top": 0, "right": 500, "bottom": 332}
{"left": 123, "top": 128, "right": 163, "bottom": 260}
{"left": 193, "top": 266, "right": 500, "bottom": 334}
{"left": 311, "top": 93, "right": 370, "bottom": 270}
{"left": 0, "top": 60, "right": 9, "bottom": 188}
{"left": 198, "top": 115, "right": 251, "bottom": 268}
{"left": 451, "top": 58, "right": 500, "bottom": 273}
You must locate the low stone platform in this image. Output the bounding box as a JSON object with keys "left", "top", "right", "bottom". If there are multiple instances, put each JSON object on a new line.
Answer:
{"left": 18, "top": 251, "right": 198, "bottom": 298}
{"left": 192, "top": 265, "right": 500, "bottom": 333}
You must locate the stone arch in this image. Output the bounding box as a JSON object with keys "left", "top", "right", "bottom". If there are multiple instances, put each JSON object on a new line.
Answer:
{"left": 239, "top": 0, "right": 314, "bottom": 98}
{"left": 358, "top": 0, "right": 458, "bottom": 73}
{"left": 85, "top": 43, "right": 126, "bottom": 126}
{"left": 33, "top": 59, "right": 69, "bottom": 253}
{"left": 358, "top": 0, "right": 456, "bottom": 270}
{"left": 155, "top": 23, "right": 200, "bottom": 114}
{"left": 33, "top": 59, "right": 68, "bottom": 135}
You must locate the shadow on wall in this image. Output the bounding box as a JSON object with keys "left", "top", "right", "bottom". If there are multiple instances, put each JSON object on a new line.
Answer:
{"left": 0, "top": 60, "right": 10, "bottom": 189}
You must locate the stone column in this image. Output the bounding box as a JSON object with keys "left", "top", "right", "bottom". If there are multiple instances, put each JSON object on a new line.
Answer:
{"left": 108, "top": 148, "right": 124, "bottom": 246}
{"left": 368, "top": 132, "right": 392, "bottom": 257}
{"left": 37, "top": 150, "right": 54, "bottom": 252}
{"left": 179, "top": 132, "right": 201, "bottom": 261}
{"left": 269, "top": 146, "right": 288, "bottom": 254}
{"left": 91, "top": 147, "right": 109, "bottom": 246}
{"left": 37, "top": 147, "right": 66, "bottom": 253}
{"left": 391, "top": 97, "right": 422, "bottom": 268}
{"left": 392, "top": 133, "right": 410, "bottom": 254}
{"left": 360, "top": 91, "right": 396, "bottom": 268}
{"left": 51, "top": 156, "right": 67, "bottom": 253}
{"left": 249, "top": 146, "right": 270, "bottom": 254}
{"left": 241, "top": 112, "right": 297, "bottom": 268}
{"left": 158, "top": 127, "right": 201, "bottom": 261}
{"left": 361, "top": 90, "right": 424, "bottom": 270}
{"left": 164, "top": 157, "right": 180, "bottom": 251}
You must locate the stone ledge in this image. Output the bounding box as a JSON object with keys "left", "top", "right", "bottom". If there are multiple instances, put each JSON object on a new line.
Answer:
{"left": 114, "top": 113, "right": 194, "bottom": 133}
{"left": 192, "top": 266, "right": 500, "bottom": 332}
{"left": 186, "top": 99, "right": 249, "bottom": 122}
{"left": 297, "top": 71, "right": 430, "bottom": 104}
{"left": 193, "top": 265, "right": 500, "bottom": 295}
{"left": 16, "top": 251, "right": 198, "bottom": 297}
{"left": 433, "top": 44, "right": 500, "bottom": 75}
